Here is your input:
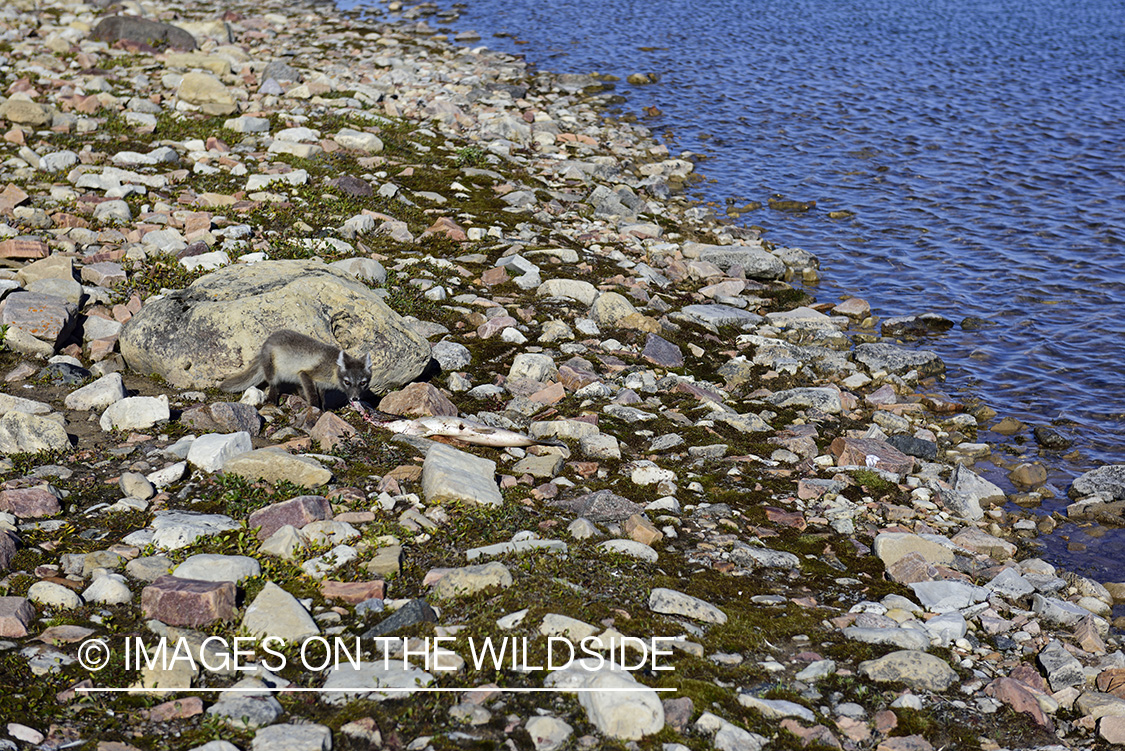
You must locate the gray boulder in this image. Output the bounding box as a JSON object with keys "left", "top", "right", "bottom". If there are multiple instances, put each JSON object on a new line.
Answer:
{"left": 119, "top": 260, "right": 431, "bottom": 391}
{"left": 854, "top": 343, "right": 945, "bottom": 376}
{"left": 1071, "top": 465, "right": 1125, "bottom": 500}
{"left": 91, "top": 16, "right": 198, "bottom": 50}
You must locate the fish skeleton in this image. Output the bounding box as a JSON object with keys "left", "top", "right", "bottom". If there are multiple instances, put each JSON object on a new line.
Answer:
{"left": 351, "top": 402, "right": 561, "bottom": 448}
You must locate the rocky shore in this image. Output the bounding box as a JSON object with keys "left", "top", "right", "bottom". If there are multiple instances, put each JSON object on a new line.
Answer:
{"left": 1, "top": 0, "right": 1125, "bottom": 749}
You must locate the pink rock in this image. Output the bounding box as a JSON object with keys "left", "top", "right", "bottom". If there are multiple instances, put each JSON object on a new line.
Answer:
{"left": 140, "top": 576, "right": 236, "bottom": 627}
{"left": 1100, "top": 716, "right": 1125, "bottom": 744}
{"left": 320, "top": 580, "right": 385, "bottom": 604}
{"left": 833, "top": 297, "right": 870, "bottom": 319}
{"left": 866, "top": 384, "right": 898, "bottom": 405}
{"left": 377, "top": 382, "right": 458, "bottom": 417}
{"left": 0, "top": 237, "right": 46, "bottom": 260}
{"left": 248, "top": 495, "right": 332, "bottom": 540}
{"left": 0, "top": 486, "right": 61, "bottom": 518}
{"left": 0, "top": 596, "right": 35, "bottom": 637}
{"left": 830, "top": 437, "right": 915, "bottom": 475}
{"left": 876, "top": 736, "right": 933, "bottom": 751}
{"left": 481, "top": 266, "right": 510, "bottom": 286}
{"left": 146, "top": 695, "right": 204, "bottom": 722}
{"left": 309, "top": 411, "right": 357, "bottom": 450}
{"left": 477, "top": 315, "right": 517, "bottom": 339}
{"left": 529, "top": 382, "right": 566, "bottom": 405}
{"left": 80, "top": 262, "right": 126, "bottom": 287}
{"left": 984, "top": 677, "right": 1053, "bottom": 729}
{"left": 779, "top": 719, "right": 842, "bottom": 749}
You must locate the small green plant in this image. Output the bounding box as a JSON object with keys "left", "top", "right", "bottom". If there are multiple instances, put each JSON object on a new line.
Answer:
{"left": 454, "top": 145, "right": 486, "bottom": 167}
{"left": 0, "top": 323, "right": 7, "bottom": 351}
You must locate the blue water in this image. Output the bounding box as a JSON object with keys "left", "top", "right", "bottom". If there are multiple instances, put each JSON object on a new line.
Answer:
{"left": 340, "top": 0, "right": 1125, "bottom": 576}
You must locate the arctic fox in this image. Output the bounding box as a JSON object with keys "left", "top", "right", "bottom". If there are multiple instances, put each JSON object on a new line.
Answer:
{"left": 220, "top": 330, "right": 372, "bottom": 410}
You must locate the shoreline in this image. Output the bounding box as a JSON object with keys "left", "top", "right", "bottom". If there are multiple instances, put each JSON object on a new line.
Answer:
{"left": 0, "top": 0, "right": 1123, "bottom": 748}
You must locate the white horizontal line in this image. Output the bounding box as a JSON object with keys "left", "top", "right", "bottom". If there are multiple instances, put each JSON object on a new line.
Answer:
{"left": 77, "top": 687, "right": 677, "bottom": 694}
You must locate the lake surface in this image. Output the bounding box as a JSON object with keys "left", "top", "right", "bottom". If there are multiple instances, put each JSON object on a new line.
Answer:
{"left": 340, "top": 0, "right": 1125, "bottom": 577}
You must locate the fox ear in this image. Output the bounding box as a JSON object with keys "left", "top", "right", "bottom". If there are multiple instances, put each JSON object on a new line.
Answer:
{"left": 365, "top": 353, "right": 372, "bottom": 370}
{"left": 337, "top": 350, "right": 345, "bottom": 369}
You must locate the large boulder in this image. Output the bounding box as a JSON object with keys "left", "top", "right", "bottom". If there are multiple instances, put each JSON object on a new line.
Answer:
{"left": 91, "top": 16, "right": 198, "bottom": 51}
{"left": 119, "top": 260, "right": 431, "bottom": 391}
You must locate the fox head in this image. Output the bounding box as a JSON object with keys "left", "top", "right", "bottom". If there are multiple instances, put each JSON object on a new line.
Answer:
{"left": 337, "top": 351, "right": 373, "bottom": 401}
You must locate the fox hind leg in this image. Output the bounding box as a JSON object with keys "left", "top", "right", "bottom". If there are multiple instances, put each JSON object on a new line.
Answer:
{"left": 262, "top": 357, "right": 281, "bottom": 405}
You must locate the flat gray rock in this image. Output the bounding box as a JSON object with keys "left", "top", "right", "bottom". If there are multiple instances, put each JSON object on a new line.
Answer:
{"left": 692, "top": 244, "right": 785, "bottom": 280}
{"left": 1037, "top": 640, "right": 1085, "bottom": 691}
{"left": 649, "top": 587, "right": 726, "bottom": 624}
{"left": 858, "top": 650, "right": 956, "bottom": 691}
{"left": 422, "top": 442, "right": 502, "bottom": 507}
{"left": 854, "top": 342, "right": 944, "bottom": 376}
{"left": 598, "top": 539, "right": 658, "bottom": 563}
{"left": 466, "top": 538, "right": 566, "bottom": 561}
{"left": 251, "top": 723, "right": 332, "bottom": 751}
{"left": 681, "top": 304, "right": 764, "bottom": 329}
{"left": 320, "top": 660, "right": 434, "bottom": 705}
{"left": 174, "top": 554, "right": 260, "bottom": 583}
{"left": 242, "top": 581, "right": 319, "bottom": 642}
{"left": 765, "top": 387, "right": 842, "bottom": 414}
{"left": 909, "top": 580, "right": 988, "bottom": 613}
{"left": 150, "top": 511, "right": 239, "bottom": 551}
{"left": 99, "top": 395, "right": 171, "bottom": 432}
{"left": 843, "top": 626, "right": 930, "bottom": 651}
{"left": 0, "top": 411, "right": 71, "bottom": 454}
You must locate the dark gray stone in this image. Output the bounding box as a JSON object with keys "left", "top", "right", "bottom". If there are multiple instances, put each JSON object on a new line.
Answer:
{"left": 361, "top": 598, "right": 437, "bottom": 638}
{"left": 881, "top": 313, "right": 955, "bottom": 338}
{"left": 887, "top": 434, "right": 938, "bottom": 461}
{"left": 91, "top": 16, "right": 197, "bottom": 50}
{"left": 1033, "top": 426, "right": 1072, "bottom": 450}
{"left": 551, "top": 489, "right": 646, "bottom": 522}
{"left": 330, "top": 175, "right": 373, "bottom": 197}
{"left": 38, "top": 362, "right": 91, "bottom": 386}
{"left": 262, "top": 60, "right": 303, "bottom": 83}
{"left": 642, "top": 333, "right": 683, "bottom": 368}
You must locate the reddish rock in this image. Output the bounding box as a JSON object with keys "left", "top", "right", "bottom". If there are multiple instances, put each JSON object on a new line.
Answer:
{"left": 0, "top": 596, "right": 35, "bottom": 637}
{"left": 780, "top": 720, "right": 842, "bottom": 749}
{"left": 830, "top": 436, "right": 915, "bottom": 475}
{"left": 1100, "top": 716, "right": 1125, "bottom": 745}
{"left": 873, "top": 709, "right": 897, "bottom": 734}
{"left": 642, "top": 333, "right": 684, "bottom": 368}
{"left": 145, "top": 695, "right": 204, "bottom": 722}
{"left": 833, "top": 297, "right": 870, "bottom": 319}
{"left": 558, "top": 364, "right": 599, "bottom": 391}
{"left": 247, "top": 495, "right": 332, "bottom": 540}
{"left": 529, "top": 382, "right": 566, "bottom": 405}
{"left": 625, "top": 514, "right": 663, "bottom": 546}
{"left": 481, "top": 266, "right": 510, "bottom": 286}
{"left": 674, "top": 380, "right": 724, "bottom": 402}
{"left": 140, "top": 576, "right": 236, "bottom": 627}
{"left": 886, "top": 551, "right": 938, "bottom": 584}
{"left": 477, "top": 315, "right": 517, "bottom": 339}
{"left": 309, "top": 411, "right": 357, "bottom": 450}
{"left": 1008, "top": 662, "right": 1048, "bottom": 693}
{"left": 985, "top": 677, "right": 1053, "bottom": 729}
{"left": 0, "top": 237, "right": 47, "bottom": 259}
{"left": 378, "top": 382, "right": 458, "bottom": 417}
{"left": 876, "top": 736, "right": 933, "bottom": 751}
{"left": 765, "top": 507, "right": 807, "bottom": 530}
{"left": 0, "top": 486, "right": 61, "bottom": 518}
{"left": 321, "top": 580, "right": 385, "bottom": 604}
{"left": 865, "top": 384, "right": 898, "bottom": 406}
{"left": 89, "top": 337, "right": 118, "bottom": 362}
{"left": 1097, "top": 668, "right": 1125, "bottom": 698}
{"left": 421, "top": 217, "right": 466, "bottom": 241}
{"left": 0, "top": 184, "right": 29, "bottom": 214}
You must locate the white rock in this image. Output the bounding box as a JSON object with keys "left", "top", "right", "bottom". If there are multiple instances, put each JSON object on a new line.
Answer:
{"left": 187, "top": 431, "right": 253, "bottom": 472}
{"left": 65, "top": 372, "right": 127, "bottom": 411}
{"left": 544, "top": 658, "right": 664, "bottom": 740}
{"left": 99, "top": 395, "right": 170, "bottom": 431}
{"left": 28, "top": 580, "right": 83, "bottom": 609}
{"left": 82, "top": 574, "right": 132, "bottom": 605}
